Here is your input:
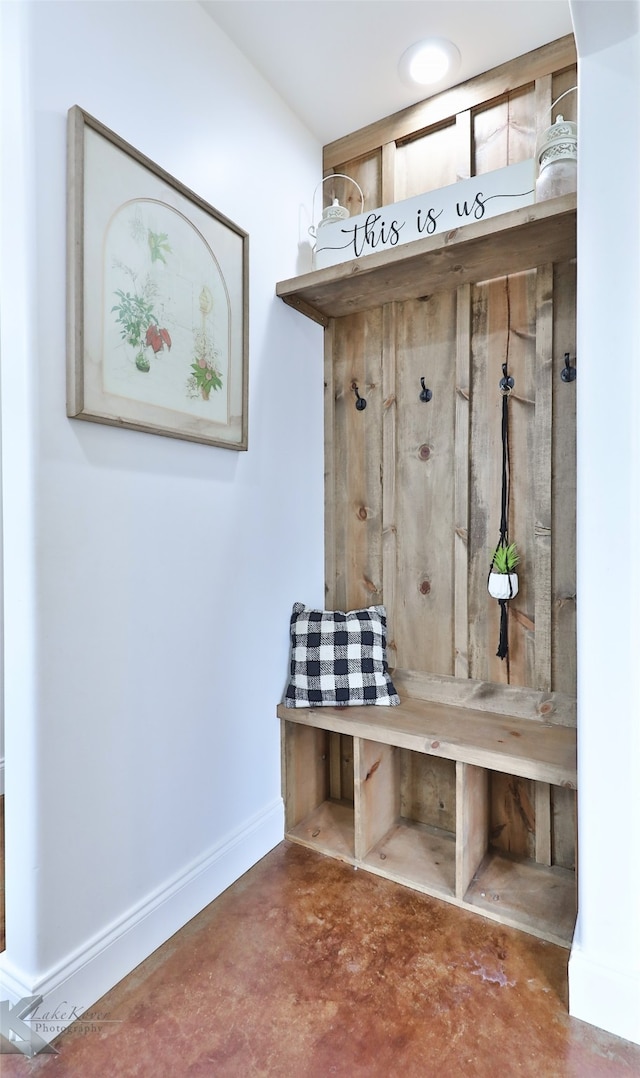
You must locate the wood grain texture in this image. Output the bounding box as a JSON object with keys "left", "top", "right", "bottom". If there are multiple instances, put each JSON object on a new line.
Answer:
{"left": 287, "top": 800, "right": 355, "bottom": 863}
{"left": 552, "top": 785, "right": 576, "bottom": 870}
{"left": 490, "top": 773, "right": 536, "bottom": 861}
{"left": 381, "top": 303, "right": 398, "bottom": 667}
{"left": 361, "top": 819, "right": 456, "bottom": 898}
{"left": 473, "top": 83, "right": 536, "bottom": 175}
{"left": 392, "top": 669, "right": 576, "bottom": 727}
{"left": 552, "top": 260, "right": 577, "bottom": 695}
{"left": 277, "top": 700, "right": 577, "bottom": 788}
{"left": 282, "top": 722, "right": 330, "bottom": 829}
{"left": 394, "top": 120, "right": 458, "bottom": 200}
{"left": 454, "top": 285, "right": 471, "bottom": 678}
{"left": 464, "top": 849, "right": 576, "bottom": 945}
{"left": 381, "top": 141, "right": 396, "bottom": 205}
{"left": 535, "top": 781, "right": 553, "bottom": 866}
{"left": 400, "top": 750, "right": 456, "bottom": 834}
{"left": 534, "top": 264, "right": 554, "bottom": 691}
{"left": 323, "top": 154, "right": 381, "bottom": 219}
{"left": 456, "top": 762, "right": 489, "bottom": 899}
{"left": 324, "top": 321, "right": 337, "bottom": 605}
{"left": 355, "top": 739, "right": 399, "bottom": 859}
{"left": 393, "top": 292, "right": 457, "bottom": 674}
{"left": 330, "top": 310, "right": 384, "bottom": 610}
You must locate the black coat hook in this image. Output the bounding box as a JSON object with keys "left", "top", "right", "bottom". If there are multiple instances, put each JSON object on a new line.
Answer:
{"left": 561, "top": 352, "right": 577, "bottom": 382}
{"left": 351, "top": 381, "right": 367, "bottom": 410}
{"left": 419, "top": 377, "right": 433, "bottom": 403}
{"left": 499, "top": 362, "right": 514, "bottom": 393}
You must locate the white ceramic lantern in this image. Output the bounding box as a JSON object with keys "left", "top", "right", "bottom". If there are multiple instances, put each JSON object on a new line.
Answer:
{"left": 309, "top": 174, "right": 364, "bottom": 267}
{"left": 535, "top": 87, "right": 578, "bottom": 202}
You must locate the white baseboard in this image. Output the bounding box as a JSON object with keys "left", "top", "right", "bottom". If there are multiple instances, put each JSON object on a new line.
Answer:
{"left": 0, "top": 798, "right": 284, "bottom": 1051}
{"left": 0, "top": 756, "right": 4, "bottom": 797}
{"left": 569, "top": 944, "right": 640, "bottom": 1046}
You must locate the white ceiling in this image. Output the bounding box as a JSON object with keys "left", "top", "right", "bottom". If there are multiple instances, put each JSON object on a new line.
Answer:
{"left": 201, "top": 1, "right": 574, "bottom": 144}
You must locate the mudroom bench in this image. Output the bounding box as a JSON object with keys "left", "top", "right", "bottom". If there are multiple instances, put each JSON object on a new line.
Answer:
{"left": 278, "top": 673, "right": 577, "bottom": 947}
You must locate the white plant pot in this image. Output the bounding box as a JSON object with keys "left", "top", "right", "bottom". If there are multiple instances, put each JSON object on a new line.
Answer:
{"left": 488, "top": 572, "right": 519, "bottom": 600}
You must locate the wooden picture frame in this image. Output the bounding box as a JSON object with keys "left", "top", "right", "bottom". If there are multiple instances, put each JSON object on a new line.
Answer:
{"left": 67, "top": 106, "right": 249, "bottom": 450}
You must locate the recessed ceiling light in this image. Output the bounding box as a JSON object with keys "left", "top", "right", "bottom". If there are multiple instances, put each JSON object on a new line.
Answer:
{"left": 398, "top": 37, "right": 461, "bottom": 88}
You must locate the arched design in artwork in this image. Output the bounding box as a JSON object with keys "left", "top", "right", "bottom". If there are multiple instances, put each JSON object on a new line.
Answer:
{"left": 103, "top": 199, "right": 231, "bottom": 423}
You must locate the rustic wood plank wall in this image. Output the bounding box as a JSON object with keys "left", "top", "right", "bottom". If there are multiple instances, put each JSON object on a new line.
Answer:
{"left": 322, "top": 37, "right": 577, "bottom": 871}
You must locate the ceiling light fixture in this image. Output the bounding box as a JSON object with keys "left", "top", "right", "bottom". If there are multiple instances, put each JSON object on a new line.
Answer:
{"left": 398, "top": 37, "right": 461, "bottom": 88}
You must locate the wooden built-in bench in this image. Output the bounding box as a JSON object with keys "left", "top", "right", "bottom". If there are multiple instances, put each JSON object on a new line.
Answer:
{"left": 278, "top": 673, "right": 577, "bottom": 947}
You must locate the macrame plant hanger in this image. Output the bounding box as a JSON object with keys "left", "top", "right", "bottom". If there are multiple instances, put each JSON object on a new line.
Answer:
{"left": 489, "top": 361, "right": 515, "bottom": 667}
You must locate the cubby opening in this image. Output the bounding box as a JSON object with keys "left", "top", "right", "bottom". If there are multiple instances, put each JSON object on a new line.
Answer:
{"left": 282, "top": 722, "right": 355, "bottom": 862}
{"left": 358, "top": 742, "right": 456, "bottom": 898}
{"left": 460, "top": 768, "right": 577, "bottom": 945}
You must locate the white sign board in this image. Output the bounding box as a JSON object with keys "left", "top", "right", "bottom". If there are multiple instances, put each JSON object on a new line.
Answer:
{"left": 313, "top": 159, "right": 536, "bottom": 270}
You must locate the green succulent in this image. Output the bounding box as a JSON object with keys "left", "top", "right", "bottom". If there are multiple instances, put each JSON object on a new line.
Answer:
{"left": 491, "top": 542, "right": 520, "bottom": 574}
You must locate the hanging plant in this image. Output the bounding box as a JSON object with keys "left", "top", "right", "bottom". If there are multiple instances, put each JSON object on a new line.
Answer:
{"left": 488, "top": 542, "right": 520, "bottom": 600}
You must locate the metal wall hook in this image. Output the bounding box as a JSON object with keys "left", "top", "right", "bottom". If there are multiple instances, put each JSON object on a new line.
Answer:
{"left": 419, "top": 377, "right": 433, "bottom": 403}
{"left": 352, "top": 381, "right": 367, "bottom": 410}
{"left": 499, "top": 362, "right": 514, "bottom": 394}
{"left": 561, "top": 352, "right": 577, "bottom": 382}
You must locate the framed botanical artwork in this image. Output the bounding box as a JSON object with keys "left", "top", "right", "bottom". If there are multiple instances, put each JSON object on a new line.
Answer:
{"left": 67, "top": 106, "right": 249, "bottom": 450}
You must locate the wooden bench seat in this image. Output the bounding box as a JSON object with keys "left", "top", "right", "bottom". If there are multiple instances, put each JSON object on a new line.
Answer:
{"left": 277, "top": 695, "right": 576, "bottom": 788}
{"left": 278, "top": 675, "right": 578, "bottom": 946}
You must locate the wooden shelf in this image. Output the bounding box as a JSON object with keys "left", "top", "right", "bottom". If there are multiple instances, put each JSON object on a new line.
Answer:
{"left": 277, "top": 698, "right": 576, "bottom": 789}
{"left": 362, "top": 819, "right": 456, "bottom": 899}
{"left": 276, "top": 194, "right": 577, "bottom": 325}
{"left": 464, "top": 850, "right": 577, "bottom": 948}
{"left": 287, "top": 800, "right": 355, "bottom": 863}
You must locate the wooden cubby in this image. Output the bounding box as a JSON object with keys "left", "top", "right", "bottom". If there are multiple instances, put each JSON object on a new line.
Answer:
{"left": 277, "top": 36, "right": 578, "bottom": 947}
{"left": 279, "top": 685, "right": 577, "bottom": 946}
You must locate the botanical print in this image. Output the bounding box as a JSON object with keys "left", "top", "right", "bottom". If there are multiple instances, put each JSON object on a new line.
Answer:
{"left": 104, "top": 200, "right": 230, "bottom": 424}
{"left": 69, "top": 108, "right": 247, "bottom": 449}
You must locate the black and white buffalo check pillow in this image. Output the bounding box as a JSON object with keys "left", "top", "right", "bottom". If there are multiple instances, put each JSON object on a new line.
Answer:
{"left": 284, "top": 602, "right": 400, "bottom": 708}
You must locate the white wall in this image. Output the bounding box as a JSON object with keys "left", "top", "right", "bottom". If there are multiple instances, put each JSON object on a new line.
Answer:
{"left": 0, "top": 0, "right": 324, "bottom": 1024}
{"left": 568, "top": 0, "right": 640, "bottom": 1046}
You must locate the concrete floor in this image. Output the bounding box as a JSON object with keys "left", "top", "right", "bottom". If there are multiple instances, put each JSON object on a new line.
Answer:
{"left": 3, "top": 840, "right": 640, "bottom": 1076}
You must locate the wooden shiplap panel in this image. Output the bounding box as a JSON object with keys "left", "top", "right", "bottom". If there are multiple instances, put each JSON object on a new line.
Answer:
{"left": 472, "top": 84, "right": 537, "bottom": 175}
{"left": 551, "top": 66, "right": 578, "bottom": 124}
{"left": 324, "top": 152, "right": 382, "bottom": 218}
{"left": 552, "top": 260, "right": 577, "bottom": 696}
{"left": 534, "top": 264, "right": 554, "bottom": 691}
{"left": 552, "top": 785, "right": 576, "bottom": 870}
{"left": 330, "top": 310, "right": 384, "bottom": 611}
{"left": 454, "top": 285, "right": 471, "bottom": 678}
{"left": 456, "top": 762, "right": 489, "bottom": 899}
{"left": 490, "top": 772, "right": 536, "bottom": 861}
{"left": 381, "top": 303, "right": 398, "bottom": 667}
{"left": 393, "top": 292, "right": 457, "bottom": 674}
{"left": 400, "top": 749, "right": 456, "bottom": 834}
{"left": 468, "top": 271, "right": 537, "bottom": 688}
{"left": 394, "top": 121, "right": 458, "bottom": 200}
{"left": 324, "top": 321, "right": 337, "bottom": 606}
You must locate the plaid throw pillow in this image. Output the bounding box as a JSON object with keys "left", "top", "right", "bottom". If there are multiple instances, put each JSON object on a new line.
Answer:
{"left": 284, "top": 602, "right": 400, "bottom": 708}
